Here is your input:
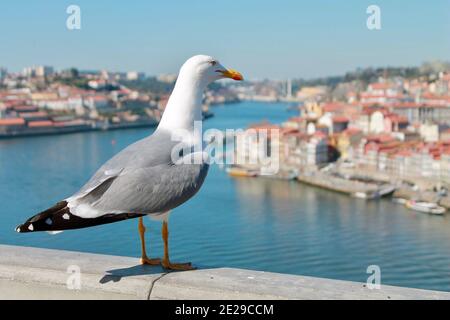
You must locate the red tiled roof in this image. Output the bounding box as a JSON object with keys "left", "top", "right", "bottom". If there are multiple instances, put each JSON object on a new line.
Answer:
{"left": 85, "top": 95, "right": 108, "bottom": 102}
{"left": 386, "top": 113, "right": 409, "bottom": 124}
{"left": 342, "top": 127, "right": 362, "bottom": 135}
{"left": 28, "top": 120, "right": 54, "bottom": 127}
{"left": 366, "top": 133, "right": 395, "bottom": 143}
{"left": 280, "top": 128, "right": 299, "bottom": 135}
{"left": 321, "top": 102, "right": 345, "bottom": 112}
{"left": 395, "top": 150, "right": 412, "bottom": 157}
{"left": 0, "top": 118, "right": 25, "bottom": 126}
{"left": 332, "top": 116, "right": 349, "bottom": 123}
{"left": 361, "top": 106, "right": 389, "bottom": 115}
{"left": 369, "top": 82, "right": 391, "bottom": 90}
{"left": 313, "top": 131, "right": 327, "bottom": 139}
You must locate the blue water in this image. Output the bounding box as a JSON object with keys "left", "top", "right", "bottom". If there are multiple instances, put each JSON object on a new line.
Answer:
{"left": 2, "top": 101, "right": 450, "bottom": 292}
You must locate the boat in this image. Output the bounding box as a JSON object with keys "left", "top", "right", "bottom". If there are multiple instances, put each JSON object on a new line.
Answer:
{"left": 405, "top": 200, "right": 446, "bottom": 215}
{"left": 259, "top": 171, "right": 298, "bottom": 180}
{"left": 258, "top": 167, "right": 298, "bottom": 180}
{"left": 352, "top": 184, "right": 395, "bottom": 200}
{"left": 352, "top": 192, "right": 369, "bottom": 199}
{"left": 392, "top": 198, "right": 407, "bottom": 205}
{"left": 226, "top": 167, "right": 258, "bottom": 178}
{"left": 376, "top": 184, "right": 396, "bottom": 197}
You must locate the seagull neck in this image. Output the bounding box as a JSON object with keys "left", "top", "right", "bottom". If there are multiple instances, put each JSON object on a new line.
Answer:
{"left": 157, "top": 74, "right": 206, "bottom": 134}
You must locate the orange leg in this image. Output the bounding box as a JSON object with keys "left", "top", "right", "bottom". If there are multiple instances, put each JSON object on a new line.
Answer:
{"left": 138, "top": 217, "right": 160, "bottom": 265}
{"left": 161, "top": 220, "right": 195, "bottom": 270}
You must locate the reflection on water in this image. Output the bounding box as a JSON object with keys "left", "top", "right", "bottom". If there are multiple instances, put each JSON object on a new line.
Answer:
{"left": 232, "top": 176, "right": 450, "bottom": 291}
{"left": 1, "top": 101, "right": 450, "bottom": 292}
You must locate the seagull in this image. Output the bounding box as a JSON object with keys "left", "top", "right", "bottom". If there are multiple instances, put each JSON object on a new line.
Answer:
{"left": 16, "top": 55, "right": 243, "bottom": 270}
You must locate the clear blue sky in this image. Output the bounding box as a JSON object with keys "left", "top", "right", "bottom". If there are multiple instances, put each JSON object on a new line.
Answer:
{"left": 0, "top": 0, "right": 449, "bottom": 79}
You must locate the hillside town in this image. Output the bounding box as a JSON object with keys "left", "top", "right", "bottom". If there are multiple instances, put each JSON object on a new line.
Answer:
{"left": 256, "top": 73, "right": 450, "bottom": 179}
{"left": 230, "top": 62, "right": 450, "bottom": 214}
{"left": 0, "top": 66, "right": 223, "bottom": 137}
{"left": 3, "top": 62, "right": 450, "bottom": 213}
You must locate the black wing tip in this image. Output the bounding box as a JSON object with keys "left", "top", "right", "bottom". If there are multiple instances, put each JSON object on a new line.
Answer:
{"left": 16, "top": 200, "right": 68, "bottom": 233}
{"left": 16, "top": 199, "right": 147, "bottom": 233}
{"left": 17, "top": 209, "right": 146, "bottom": 233}
{"left": 15, "top": 223, "right": 34, "bottom": 233}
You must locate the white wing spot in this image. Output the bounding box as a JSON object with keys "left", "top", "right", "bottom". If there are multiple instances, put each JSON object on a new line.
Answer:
{"left": 62, "top": 213, "right": 70, "bottom": 220}
{"left": 105, "top": 168, "right": 123, "bottom": 176}
{"left": 47, "top": 230, "right": 64, "bottom": 235}
{"left": 28, "top": 224, "right": 34, "bottom": 231}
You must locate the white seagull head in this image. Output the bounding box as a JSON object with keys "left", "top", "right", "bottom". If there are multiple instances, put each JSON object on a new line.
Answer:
{"left": 157, "top": 55, "right": 243, "bottom": 133}
{"left": 178, "top": 55, "right": 243, "bottom": 86}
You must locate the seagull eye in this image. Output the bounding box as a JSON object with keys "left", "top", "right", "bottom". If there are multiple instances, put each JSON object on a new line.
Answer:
{"left": 209, "top": 60, "right": 217, "bottom": 66}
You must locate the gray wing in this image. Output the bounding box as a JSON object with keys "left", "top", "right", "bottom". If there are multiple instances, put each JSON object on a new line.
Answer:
{"left": 73, "top": 130, "right": 177, "bottom": 198}
{"left": 67, "top": 129, "right": 209, "bottom": 218}
{"left": 87, "top": 161, "right": 209, "bottom": 214}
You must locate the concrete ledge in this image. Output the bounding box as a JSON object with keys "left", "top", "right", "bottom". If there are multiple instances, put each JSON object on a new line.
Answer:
{"left": 0, "top": 244, "right": 449, "bottom": 300}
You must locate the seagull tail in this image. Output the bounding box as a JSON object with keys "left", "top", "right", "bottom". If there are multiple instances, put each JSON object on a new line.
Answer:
{"left": 15, "top": 201, "right": 145, "bottom": 233}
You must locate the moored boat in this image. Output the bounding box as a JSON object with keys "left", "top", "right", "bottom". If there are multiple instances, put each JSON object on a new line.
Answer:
{"left": 226, "top": 167, "right": 258, "bottom": 178}
{"left": 377, "top": 184, "right": 396, "bottom": 197}
{"left": 392, "top": 197, "right": 407, "bottom": 205}
{"left": 352, "top": 192, "right": 370, "bottom": 199}
{"left": 405, "top": 200, "right": 446, "bottom": 215}
{"left": 352, "top": 184, "right": 395, "bottom": 200}
{"left": 259, "top": 168, "right": 298, "bottom": 180}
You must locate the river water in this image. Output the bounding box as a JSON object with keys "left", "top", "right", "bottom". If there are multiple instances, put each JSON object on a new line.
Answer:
{"left": 1, "top": 101, "right": 450, "bottom": 291}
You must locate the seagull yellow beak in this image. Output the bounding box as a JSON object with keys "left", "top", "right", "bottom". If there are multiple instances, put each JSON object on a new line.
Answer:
{"left": 217, "top": 68, "right": 243, "bottom": 81}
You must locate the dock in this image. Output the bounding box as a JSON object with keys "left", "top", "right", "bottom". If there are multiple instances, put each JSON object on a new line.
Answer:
{"left": 296, "top": 171, "right": 393, "bottom": 199}
{"left": 0, "top": 245, "right": 449, "bottom": 300}
{"left": 0, "top": 119, "right": 159, "bottom": 139}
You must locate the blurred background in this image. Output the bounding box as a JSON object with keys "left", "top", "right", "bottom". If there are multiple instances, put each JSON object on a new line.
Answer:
{"left": 1, "top": 1, "right": 450, "bottom": 291}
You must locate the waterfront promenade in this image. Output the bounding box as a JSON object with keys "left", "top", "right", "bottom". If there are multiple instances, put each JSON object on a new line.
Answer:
{"left": 0, "top": 245, "right": 449, "bottom": 300}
